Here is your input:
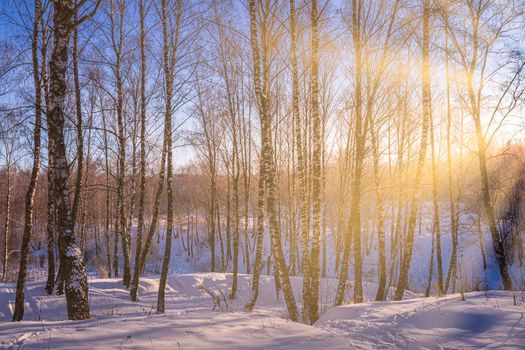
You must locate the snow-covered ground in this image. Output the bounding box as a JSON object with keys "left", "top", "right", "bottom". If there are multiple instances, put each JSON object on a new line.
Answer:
{"left": 1, "top": 273, "right": 524, "bottom": 349}
{"left": 4, "top": 201, "right": 525, "bottom": 349}
{"left": 317, "top": 291, "right": 525, "bottom": 349}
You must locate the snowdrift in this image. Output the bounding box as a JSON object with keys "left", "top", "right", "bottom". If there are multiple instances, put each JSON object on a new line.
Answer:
{"left": 1, "top": 273, "right": 524, "bottom": 349}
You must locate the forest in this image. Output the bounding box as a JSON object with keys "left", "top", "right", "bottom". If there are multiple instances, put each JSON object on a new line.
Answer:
{"left": 1, "top": 0, "right": 525, "bottom": 348}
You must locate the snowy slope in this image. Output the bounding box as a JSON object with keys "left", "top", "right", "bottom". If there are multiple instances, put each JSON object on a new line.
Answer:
{"left": 2, "top": 274, "right": 524, "bottom": 349}
{"left": 317, "top": 291, "right": 525, "bottom": 349}
{"left": 0, "top": 274, "right": 351, "bottom": 349}
{"left": 133, "top": 201, "right": 524, "bottom": 298}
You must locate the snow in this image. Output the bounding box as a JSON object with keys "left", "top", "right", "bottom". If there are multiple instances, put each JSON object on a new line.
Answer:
{"left": 2, "top": 274, "right": 524, "bottom": 349}
{"left": 142, "top": 202, "right": 524, "bottom": 296}
{"left": 3, "top": 202, "right": 524, "bottom": 348}
{"left": 317, "top": 291, "right": 525, "bottom": 349}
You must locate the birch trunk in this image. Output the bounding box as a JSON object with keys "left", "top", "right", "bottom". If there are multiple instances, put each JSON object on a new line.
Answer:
{"left": 308, "top": 0, "right": 322, "bottom": 323}
{"left": 130, "top": 0, "right": 147, "bottom": 302}
{"left": 394, "top": 0, "right": 431, "bottom": 300}
{"left": 13, "top": 0, "right": 43, "bottom": 320}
